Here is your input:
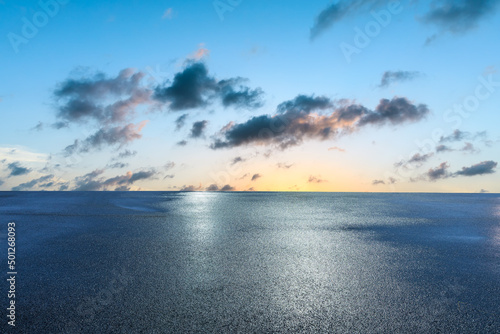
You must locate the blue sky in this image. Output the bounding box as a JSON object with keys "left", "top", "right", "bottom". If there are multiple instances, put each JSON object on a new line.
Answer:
{"left": 1, "top": 0, "right": 499, "bottom": 192}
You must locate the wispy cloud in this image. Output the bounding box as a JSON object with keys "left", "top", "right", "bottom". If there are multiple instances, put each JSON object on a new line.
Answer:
{"left": 308, "top": 175, "right": 327, "bottom": 183}
{"left": 64, "top": 122, "right": 148, "bottom": 155}
{"left": 73, "top": 169, "right": 158, "bottom": 191}
{"left": 379, "top": 71, "right": 422, "bottom": 88}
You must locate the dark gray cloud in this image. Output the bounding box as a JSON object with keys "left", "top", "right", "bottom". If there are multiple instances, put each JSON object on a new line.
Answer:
{"left": 190, "top": 120, "right": 208, "bottom": 138}
{"left": 153, "top": 62, "right": 264, "bottom": 111}
{"left": 310, "top": 0, "right": 386, "bottom": 39}
{"left": 219, "top": 78, "right": 264, "bottom": 109}
{"left": 175, "top": 114, "right": 189, "bottom": 130}
{"left": 357, "top": 97, "right": 430, "bottom": 126}
{"left": 455, "top": 160, "right": 497, "bottom": 176}
{"left": 177, "top": 140, "right": 188, "bottom": 146}
{"left": 7, "top": 162, "right": 32, "bottom": 177}
{"left": 311, "top": 0, "right": 499, "bottom": 41}
{"left": 251, "top": 173, "right": 262, "bottom": 181}
{"left": 372, "top": 180, "right": 385, "bottom": 185}
{"left": 427, "top": 162, "right": 451, "bottom": 181}
{"left": 211, "top": 95, "right": 429, "bottom": 150}
{"left": 54, "top": 69, "right": 150, "bottom": 125}
{"left": 423, "top": 0, "right": 500, "bottom": 34}
{"left": 379, "top": 71, "right": 422, "bottom": 88}
{"left": 73, "top": 169, "right": 157, "bottom": 191}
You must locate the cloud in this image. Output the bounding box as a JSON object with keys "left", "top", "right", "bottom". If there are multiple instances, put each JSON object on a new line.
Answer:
{"left": 407, "top": 152, "right": 434, "bottom": 166}
{"left": 0, "top": 179, "right": 4, "bottom": 187}
{"left": 65, "top": 122, "right": 148, "bottom": 154}
{"left": 211, "top": 95, "right": 429, "bottom": 150}
{"left": 73, "top": 169, "right": 158, "bottom": 191}
{"left": 423, "top": 0, "right": 500, "bottom": 34}
{"left": 180, "top": 184, "right": 202, "bottom": 192}
{"left": 277, "top": 163, "right": 293, "bottom": 169}
{"left": 455, "top": 160, "right": 497, "bottom": 176}
{"left": 410, "top": 160, "right": 498, "bottom": 182}
{"left": 175, "top": 114, "right": 188, "bottom": 130}
{"left": 11, "top": 174, "right": 67, "bottom": 191}
{"left": 6, "top": 162, "right": 32, "bottom": 177}
{"left": 436, "top": 144, "right": 453, "bottom": 153}
{"left": 328, "top": 146, "right": 346, "bottom": 152}
{"left": 187, "top": 44, "right": 210, "bottom": 61}
{"left": 460, "top": 142, "right": 479, "bottom": 153}
{"left": 251, "top": 173, "right": 262, "bottom": 181}
{"left": 107, "top": 162, "right": 128, "bottom": 169}
{"left": 153, "top": 62, "right": 264, "bottom": 111}
{"left": 164, "top": 162, "right": 175, "bottom": 170}
{"left": 231, "top": 157, "right": 245, "bottom": 165}
{"left": 310, "top": 0, "right": 388, "bottom": 39}
{"left": 206, "top": 184, "right": 219, "bottom": 191}
{"left": 311, "top": 0, "right": 499, "bottom": 41}
{"left": 190, "top": 120, "right": 208, "bottom": 138}
{"left": 220, "top": 184, "right": 235, "bottom": 191}
{"left": 54, "top": 68, "right": 150, "bottom": 125}
{"left": 177, "top": 140, "right": 188, "bottom": 146}
{"left": 372, "top": 180, "right": 385, "bottom": 185}
{"left": 308, "top": 176, "right": 327, "bottom": 183}
{"left": 32, "top": 122, "right": 44, "bottom": 131}
{"left": 117, "top": 150, "right": 137, "bottom": 159}
{"left": 379, "top": 71, "right": 422, "bottom": 88}
{"left": 218, "top": 78, "right": 264, "bottom": 109}
{"left": 439, "top": 129, "right": 468, "bottom": 143}
{"left": 480, "top": 189, "right": 489, "bottom": 193}
{"left": 427, "top": 162, "right": 451, "bottom": 181}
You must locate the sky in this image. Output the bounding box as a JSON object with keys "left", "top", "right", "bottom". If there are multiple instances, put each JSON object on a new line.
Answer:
{"left": 1, "top": 0, "right": 499, "bottom": 192}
